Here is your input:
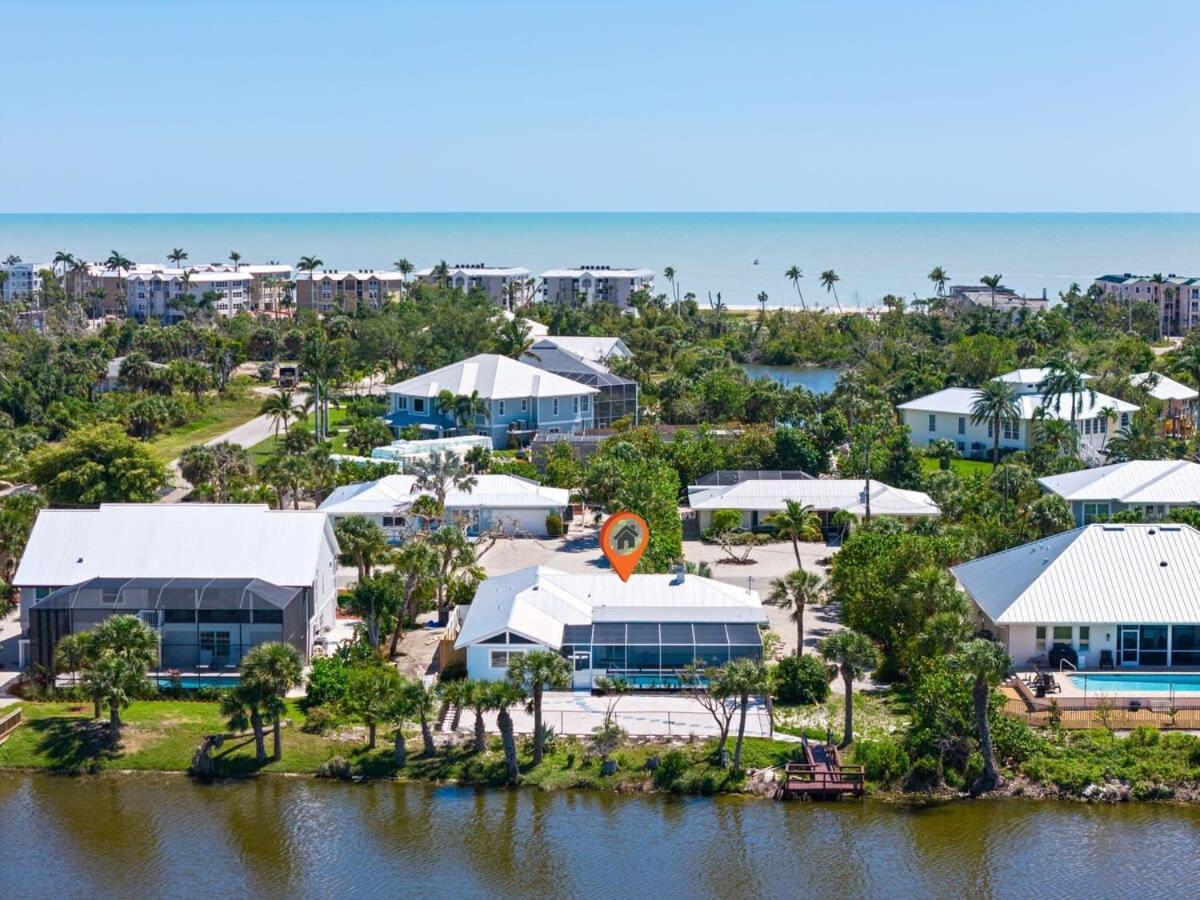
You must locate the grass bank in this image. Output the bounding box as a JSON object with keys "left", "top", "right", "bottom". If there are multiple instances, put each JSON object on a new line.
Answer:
{"left": 250, "top": 407, "right": 352, "bottom": 462}
{"left": 919, "top": 456, "right": 995, "bottom": 477}
{"left": 0, "top": 700, "right": 802, "bottom": 793}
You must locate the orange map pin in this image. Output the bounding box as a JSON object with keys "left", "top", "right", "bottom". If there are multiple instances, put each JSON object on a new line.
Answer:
{"left": 600, "top": 511, "right": 649, "bottom": 581}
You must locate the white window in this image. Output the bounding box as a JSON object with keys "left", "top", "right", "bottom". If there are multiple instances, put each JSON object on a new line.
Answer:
{"left": 1034, "top": 626, "right": 1046, "bottom": 653}
{"left": 1121, "top": 412, "right": 1130, "bottom": 427}
{"left": 582, "top": 395, "right": 590, "bottom": 412}
{"left": 413, "top": 398, "right": 425, "bottom": 414}
{"left": 498, "top": 400, "right": 505, "bottom": 416}
{"left": 957, "top": 416, "right": 965, "bottom": 435}
{"left": 521, "top": 398, "right": 528, "bottom": 412}
{"left": 1052, "top": 626, "right": 1072, "bottom": 647}
{"left": 395, "top": 397, "right": 407, "bottom": 411}
{"left": 553, "top": 398, "right": 560, "bottom": 416}
{"left": 1079, "top": 626, "right": 1090, "bottom": 652}
{"left": 928, "top": 414, "right": 936, "bottom": 432}
{"left": 1081, "top": 502, "right": 1110, "bottom": 524}
{"left": 489, "top": 650, "right": 524, "bottom": 669}
{"left": 573, "top": 396, "right": 579, "bottom": 414}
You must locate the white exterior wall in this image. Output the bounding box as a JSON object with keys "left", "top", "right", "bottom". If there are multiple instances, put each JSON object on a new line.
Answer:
{"left": 1001, "top": 623, "right": 1117, "bottom": 669}
{"left": 465, "top": 642, "right": 543, "bottom": 682}
{"left": 311, "top": 533, "right": 339, "bottom": 645}
{"left": 901, "top": 408, "right": 1029, "bottom": 455}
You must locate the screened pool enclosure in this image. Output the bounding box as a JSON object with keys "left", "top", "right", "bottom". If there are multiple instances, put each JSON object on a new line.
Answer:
{"left": 27, "top": 576, "right": 313, "bottom": 671}
{"left": 557, "top": 621, "right": 764, "bottom": 683}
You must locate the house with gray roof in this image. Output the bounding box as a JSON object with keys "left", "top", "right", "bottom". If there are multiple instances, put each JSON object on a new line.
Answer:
{"left": 1038, "top": 460, "right": 1200, "bottom": 525}
{"left": 524, "top": 339, "right": 638, "bottom": 428}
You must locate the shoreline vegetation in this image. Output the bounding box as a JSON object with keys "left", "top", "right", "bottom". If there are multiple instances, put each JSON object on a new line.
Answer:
{"left": 4, "top": 698, "right": 1200, "bottom": 806}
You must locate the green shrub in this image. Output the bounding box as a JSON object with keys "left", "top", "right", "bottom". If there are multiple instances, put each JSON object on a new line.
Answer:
{"left": 853, "top": 737, "right": 909, "bottom": 785}
{"left": 653, "top": 750, "right": 691, "bottom": 789}
{"left": 1129, "top": 725, "right": 1160, "bottom": 747}
{"left": 991, "top": 714, "right": 1045, "bottom": 765}
{"left": 301, "top": 704, "right": 339, "bottom": 735}
{"left": 962, "top": 752, "right": 984, "bottom": 786}
{"left": 306, "top": 656, "right": 351, "bottom": 708}
{"left": 316, "top": 756, "right": 354, "bottom": 780}
{"left": 904, "top": 755, "right": 942, "bottom": 792}
{"left": 772, "top": 654, "right": 831, "bottom": 705}
{"left": 546, "top": 513, "right": 564, "bottom": 537}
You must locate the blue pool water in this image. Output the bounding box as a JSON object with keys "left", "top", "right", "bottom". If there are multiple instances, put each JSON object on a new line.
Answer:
{"left": 1069, "top": 673, "right": 1200, "bottom": 692}
{"left": 155, "top": 676, "right": 240, "bottom": 690}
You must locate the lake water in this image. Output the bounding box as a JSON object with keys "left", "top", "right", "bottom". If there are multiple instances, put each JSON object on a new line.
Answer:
{"left": 2, "top": 773, "right": 1199, "bottom": 898}
{"left": 741, "top": 363, "right": 842, "bottom": 394}
{"left": 2, "top": 211, "right": 1199, "bottom": 308}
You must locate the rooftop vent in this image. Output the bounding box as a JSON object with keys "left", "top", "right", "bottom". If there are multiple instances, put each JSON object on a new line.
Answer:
{"left": 671, "top": 564, "right": 686, "bottom": 585}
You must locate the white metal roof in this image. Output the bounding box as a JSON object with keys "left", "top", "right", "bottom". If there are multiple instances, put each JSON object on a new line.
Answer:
{"left": 686, "top": 478, "right": 940, "bottom": 518}
{"left": 14, "top": 504, "right": 336, "bottom": 588}
{"left": 1038, "top": 461, "right": 1200, "bottom": 504}
{"left": 953, "top": 524, "right": 1200, "bottom": 625}
{"left": 386, "top": 354, "right": 598, "bottom": 400}
{"left": 534, "top": 336, "right": 631, "bottom": 361}
{"left": 454, "top": 566, "right": 766, "bottom": 649}
{"left": 1130, "top": 371, "right": 1199, "bottom": 402}
{"left": 295, "top": 270, "right": 406, "bottom": 282}
{"left": 319, "top": 474, "right": 569, "bottom": 515}
{"left": 416, "top": 265, "right": 531, "bottom": 277}
{"left": 498, "top": 310, "right": 549, "bottom": 336}
{"left": 897, "top": 386, "right": 1137, "bottom": 419}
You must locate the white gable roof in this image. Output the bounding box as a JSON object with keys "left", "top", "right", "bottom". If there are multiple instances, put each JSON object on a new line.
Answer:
{"left": 898, "top": 386, "right": 1137, "bottom": 419}
{"left": 540, "top": 267, "right": 654, "bottom": 279}
{"left": 1038, "top": 461, "right": 1200, "bottom": 504}
{"left": 687, "top": 478, "right": 940, "bottom": 518}
{"left": 319, "top": 474, "right": 569, "bottom": 515}
{"left": 952, "top": 524, "right": 1200, "bottom": 624}
{"left": 386, "top": 354, "right": 598, "bottom": 400}
{"left": 14, "top": 505, "right": 336, "bottom": 588}
{"left": 499, "top": 310, "right": 549, "bottom": 336}
{"left": 455, "top": 566, "right": 766, "bottom": 649}
{"left": 1130, "top": 371, "right": 1199, "bottom": 402}
{"left": 535, "top": 336, "right": 631, "bottom": 361}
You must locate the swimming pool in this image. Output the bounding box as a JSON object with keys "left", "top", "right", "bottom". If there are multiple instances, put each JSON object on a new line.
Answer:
{"left": 1069, "top": 673, "right": 1200, "bottom": 693}
{"left": 155, "top": 675, "right": 240, "bottom": 690}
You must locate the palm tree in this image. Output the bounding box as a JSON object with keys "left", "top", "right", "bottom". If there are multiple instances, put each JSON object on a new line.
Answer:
{"left": 54, "top": 631, "right": 95, "bottom": 690}
{"left": 663, "top": 266, "right": 680, "bottom": 308}
{"left": 819, "top": 630, "right": 879, "bottom": 748}
{"left": 435, "top": 390, "right": 491, "bottom": 434}
{"left": 345, "top": 665, "right": 403, "bottom": 750}
{"left": 82, "top": 656, "right": 147, "bottom": 739}
{"left": 413, "top": 450, "right": 477, "bottom": 508}
{"left": 52, "top": 249, "right": 75, "bottom": 280}
{"left": 506, "top": 649, "right": 571, "bottom": 765}
{"left": 763, "top": 500, "right": 822, "bottom": 568}
{"left": 717, "top": 659, "right": 769, "bottom": 771}
{"left": 819, "top": 269, "right": 842, "bottom": 312}
{"left": 428, "top": 525, "right": 479, "bottom": 626}
{"left": 756, "top": 291, "right": 769, "bottom": 315}
{"left": 980, "top": 273, "right": 1003, "bottom": 308}
{"left": 458, "top": 679, "right": 495, "bottom": 752}
{"left": 493, "top": 317, "right": 537, "bottom": 360}
{"left": 259, "top": 389, "right": 305, "bottom": 439}
{"left": 1171, "top": 343, "right": 1200, "bottom": 390}
{"left": 928, "top": 266, "right": 948, "bottom": 296}
{"left": 229, "top": 250, "right": 242, "bottom": 271}
{"left": 1040, "top": 355, "right": 1096, "bottom": 437}
{"left": 401, "top": 678, "right": 438, "bottom": 756}
{"left": 334, "top": 515, "right": 392, "bottom": 583}
{"left": 168, "top": 247, "right": 189, "bottom": 270}
{"left": 489, "top": 681, "right": 522, "bottom": 781}
{"left": 950, "top": 638, "right": 1010, "bottom": 792}
{"left": 296, "top": 255, "right": 324, "bottom": 316}
{"left": 105, "top": 250, "right": 134, "bottom": 311}
{"left": 240, "top": 642, "right": 303, "bottom": 760}
{"left": 785, "top": 266, "right": 806, "bottom": 310}
{"left": 220, "top": 683, "right": 269, "bottom": 763}
{"left": 388, "top": 539, "right": 440, "bottom": 657}
{"left": 1106, "top": 412, "right": 1166, "bottom": 462}
{"left": 769, "top": 569, "right": 826, "bottom": 655}
{"left": 969, "top": 378, "right": 1021, "bottom": 464}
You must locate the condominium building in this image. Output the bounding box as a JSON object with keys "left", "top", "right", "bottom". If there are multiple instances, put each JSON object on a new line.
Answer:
{"left": 1, "top": 261, "right": 51, "bottom": 302}
{"left": 294, "top": 269, "right": 406, "bottom": 313}
{"left": 539, "top": 266, "right": 655, "bottom": 309}
{"left": 126, "top": 267, "right": 254, "bottom": 320}
{"left": 416, "top": 264, "right": 533, "bottom": 308}
{"left": 1093, "top": 273, "right": 1200, "bottom": 337}
{"left": 190, "top": 263, "right": 293, "bottom": 314}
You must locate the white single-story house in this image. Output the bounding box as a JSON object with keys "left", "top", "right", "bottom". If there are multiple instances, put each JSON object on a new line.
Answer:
{"left": 687, "top": 477, "right": 940, "bottom": 534}
{"left": 95, "top": 355, "right": 168, "bottom": 393}
{"left": 13, "top": 504, "right": 339, "bottom": 671}
{"left": 952, "top": 523, "right": 1200, "bottom": 669}
{"left": 319, "top": 473, "right": 570, "bottom": 540}
{"left": 897, "top": 367, "right": 1139, "bottom": 460}
{"left": 453, "top": 566, "right": 767, "bottom": 687}
{"left": 1130, "top": 371, "right": 1198, "bottom": 434}
{"left": 385, "top": 354, "right": 599, "bottom": 449}
{"left": 1038, "top": 460, "right": 1200, "bottom": 526}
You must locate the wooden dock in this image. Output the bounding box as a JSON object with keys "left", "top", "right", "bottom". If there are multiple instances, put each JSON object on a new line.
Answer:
{"left": 778, "top": 739, "right": 864, "bottom": 800}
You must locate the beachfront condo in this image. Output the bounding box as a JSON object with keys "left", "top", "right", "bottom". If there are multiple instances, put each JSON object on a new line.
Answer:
{"left": 126, "top": 267, "right": 255, "bottom": 321}
{"left": 539, "top": 266, "right": 655, "bottom": 309}
{"left": 1093, "top": 273, "right": 1200, "bottom": 337}
{"left": 188, "top": 262, "right": 293, "bottom": 314}
{"left": 0, "top": 260, "right": 51, "bottom": 303}
{"left": 294, "top": 269, "right": 406, "bottom": 313}
{"left": 415, "top": 264, "right": 534, "bottom": 308}
{"left": 385, "top": 353, "right": 598, "bottom": 449}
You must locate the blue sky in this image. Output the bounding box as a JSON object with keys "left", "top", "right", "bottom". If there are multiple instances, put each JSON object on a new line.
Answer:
{"left": 5, "top": 0, "right": 1199, "bottom": 212}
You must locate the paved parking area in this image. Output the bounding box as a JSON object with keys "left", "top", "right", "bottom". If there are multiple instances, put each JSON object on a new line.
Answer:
{"left": 453, "top": 692, "right": 776, "bottom": 739}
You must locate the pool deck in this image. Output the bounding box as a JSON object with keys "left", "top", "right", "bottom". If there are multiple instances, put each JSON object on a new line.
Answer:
{"left": 1018, "top": 668, "right": 1200, "bottom": 699}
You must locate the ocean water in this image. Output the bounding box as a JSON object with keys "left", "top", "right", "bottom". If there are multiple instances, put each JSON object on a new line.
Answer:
{"left": 2, "top": 212, "right": 1199, "bottom": 307}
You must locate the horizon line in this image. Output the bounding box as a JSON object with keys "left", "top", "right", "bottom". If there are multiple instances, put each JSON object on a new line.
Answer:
{"left": 2, "top": 209, "right": 1200, "bottom": 217}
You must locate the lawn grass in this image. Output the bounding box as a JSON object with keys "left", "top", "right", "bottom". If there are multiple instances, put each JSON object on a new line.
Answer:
{"left": 0, "top": 700, "right": 359, "bottom": 775}
{"left": 250, "top": 407, "right": 352, "bottom": 463}
{"left": 0, "top": 698, "right": 804, "bottom": 793}
{"left": 919, "top": 456, "right": 995, "bottom": 477}
{"left": 146, "top": 381, "right": 267, "bottom": 463}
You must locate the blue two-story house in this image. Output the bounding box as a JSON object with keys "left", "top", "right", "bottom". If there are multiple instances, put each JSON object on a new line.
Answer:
{"left": 385, "top": 354, "right": 599, "bottom": 449}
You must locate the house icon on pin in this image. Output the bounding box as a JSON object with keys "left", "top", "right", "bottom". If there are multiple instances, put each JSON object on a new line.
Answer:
{"left": 613, "top": 522, "right": 640, "bottom": 552}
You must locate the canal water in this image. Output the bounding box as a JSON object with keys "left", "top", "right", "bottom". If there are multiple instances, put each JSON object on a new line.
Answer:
{"left": 2, "top": 773, "right": 1198, "bottom": 898}
{"left": 741, "top": 363, "right": 842, "bottom": 394}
